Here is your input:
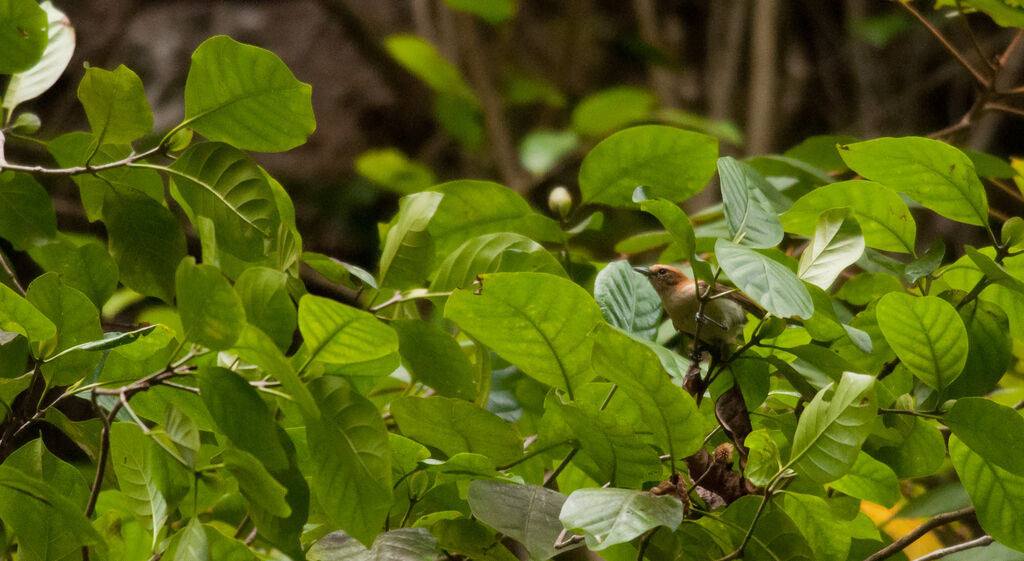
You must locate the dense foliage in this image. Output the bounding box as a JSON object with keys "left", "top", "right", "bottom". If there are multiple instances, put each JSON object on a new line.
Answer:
{"left": 3, "top": 1, "right": 1024, "bottom": 561}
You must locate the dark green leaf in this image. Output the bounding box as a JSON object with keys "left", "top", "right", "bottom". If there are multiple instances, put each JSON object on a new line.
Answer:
{"left": 28, "top": 237, "right": 118, "bottom": 308}
{"left": 2, "top": 1, "right": 75, "bottom": 114}
{"left": 715, "top": 240, "right": 814, "bottom": 319}
{"left": 965, "top": 0, "right": 1024, "bottom": 27}
{"left": 904, "top": 240, "right": 945, "bottom": 283}
{"left": 175, "top": 258, "right": 245, "bottom": 350}
{"left": 777, "top": 493, "right": 853, "bottom": 561}
{"left": 783, "top": 135, "right": 858, "bottom": 172}
{"left": 718, "top": 157, "right": 785, "bottom": 248}
{"left": 0, "top": 171, "right": 56, "bottom": 250}
{"left": 430, "top": 232, "right": 565, "bottom": 292}
{"left": 392, "top": 320, "right": 479, "bottom": 400}
{"left": 946, "top": 298, "right": 1011, "bottom": 398}
{"left": 876, "top": 292, "right": 968, "bottom": 390}
{"left": 593, "top": 261, "right": 661, "bottom": 340}
{"left": 950, "top": 435, "right": 1024, "bottom": 551}
{"left": 298, "top": 294, "right": 399, "bottom": 367}
{"left": 391, "top": 396, "right": 523, "bottom": 466}
{"left": 184, "top": 35, "right": 315, "bottom": 152}
{"left": 198, "top": 366, "right": 288, "bottom": 471}
{"left": 431, "top": 519, "right": 520, "bottom": 561}
{"left": 0, "top": 0, "right": 47, "bottom": 74}
{"left": 234, "top": 267, "right": 296, "bottom": 350}
{"left": 26, "top": 273, "right": 102, "bottom": 385}
{"left": 946, "top": 398, "right": 1024, "bottom": 477}
{"left": 77, "top": 64, "right": 152, "bottom": 144}
{"left": 865, "top": 416, "right": 945, "bottom": 479}
{"left": 828, "top": 451, "right": 901, "bottom": 507}
{"left": 222, "top": 447, "right": 291, "bottom": 518}
{"left": 835, "top": 272, "right": 903, "bottom": 306}
{"left": 570, "top": 86, "right": 655, "bottom": 137}
{"left": 466, "top": 481, "right": 570, "bottom": 561}
{"left": 713, "top": 496, "right": 814, "bottom": 561}
{"left": 303, "top": 251, "right": 379, "bottom": 290}
{"left": 0, "top": 283, "right": 55, "bottom": 358}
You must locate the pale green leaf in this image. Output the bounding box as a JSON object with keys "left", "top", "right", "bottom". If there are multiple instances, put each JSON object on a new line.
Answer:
{"left": 828, "top": 451, "right": 901, "bottom": 507}
{"left": 594, "top": 261, "right": 662, "bottom": 340}
{"left": 467, "top": 481, "right": 571, "bottom": 561}
{"left": 950, "top": 435, "right": 1024, "bottom": 551}
{"left": 876, "top": 292, "right": 968, "bottom": 390}
{"left": 430, "top": 232, "right": 565, "bottom": 292}
{"left": 797, "top": 209, "right": 865, "bottom": 289}
{"left": 173, "top": 518, "right": 211, "bottom": 561}
{"left": 392, "top": 320, "right": 478, "bottom": 400}
{"left": 571, "top": 86, "right": 655, "bottom": 137}
{"left": 715, "top": 239, "right": 813, "bottom": 319}
{"left": 560, "top": 488, "right": 682, "bottom": 550}
{"left": 379, "top": 191, "right": 442, "bottom": 289}
{"left": 384, "top": 34, "right": 477, "bottom": 103}
{"left": 355, "top": 148, "right": 435, "bottom": 194}
{"left": 391, "top": 395, "right": 523, "bottom": 466}
{"left": 718, "top": 156, "right": 785, "bottom": 248}
{"left": 2, "top": 1, "right": 75, "bottom": 114}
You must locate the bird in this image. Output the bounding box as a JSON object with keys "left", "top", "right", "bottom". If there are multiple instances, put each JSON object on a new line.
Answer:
{"left": 633, "top": 264, "right": 760, "bottom": 345}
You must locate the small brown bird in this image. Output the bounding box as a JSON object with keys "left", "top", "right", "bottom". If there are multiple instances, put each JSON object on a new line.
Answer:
{"left": 633, "top": 264, "right": 760, "bottom": 344}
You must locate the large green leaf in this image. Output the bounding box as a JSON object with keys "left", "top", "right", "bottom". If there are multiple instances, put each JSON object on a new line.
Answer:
{"left": 0, "top": 0, "right": 46, "bottom": 74}
{"left": 232, "top": 267, "right": 295, "bottom": 351}
{"left": 796, "top": 209, "right": 865, "bottom": 290}
{"left": 166, "top": 142, "right": 280, "bottom": 262}
{"left": 559, "top": 488, "right": 682, "bottom": 550}
{"left": 828, "top": 451, "right": 901, "bottom": 507}
{"left": 198, "top": 366, "right": 288, "bottom": 471}
{"left": 28, "top": 237, "right": 118, "bottom": 308}
{"left": 591, "top": 324, "right": 702, "bottom": 460}
{"left": 579, "top": 125, "right": 718, "bottom": 207}
{"left": 715, "top": 239, "right": 814, "bottom": 319}
{"left": 711, "top": 496, "right": 814, "bottom": 561}
{"left": 570, "top": 86, "right": 655, "bottom": 137}
{"left": 104, "top": 186, "right": 187, "bottom": 303}
{"left": 307, "top": 376, "right": 393, "bottom": 546}
{"left": 390, "top": 396, "right": 523, "bottom": 466}
{"left": 2, "top": 1, "right": 74, "bottom": 114}
{"left": 427, "top": 180, "right": 563, "bottom": 256}
{"left": 635, "top": 196, "right": 696, "bottom": 263}
{"left": 946, "top": 298, "right": 1011, "bottom": 398}
{"left": 950, "top": 435, "right": 1024, "bottom": 551}
{"left": 466, "top": 481, "right": 570, "bottom": 561}
{"left": 593, "top": 261, "right": 661, "bottom": 340}
{"left": 0, "top": 171, "right": 56, "bottom": 250}
{"left": 838, "top": 137, "right": 989, "bottom": 227}
{"left": 392, "top": 320, "right": 479, "bottom": 400}
{"left": 0, "top": 281, "right": 55, "bottom": 358}
{"left": 965, "top": 0, "right": 1024, "bottom": 27}
{"left": 787, "top": 372, "right": 877, "bottom": 483}
{"left": 945, "top": 398, "right": 1024, "bottom": 477}
{"left": 173, "top": 518, "right": 210, "bottom": 561}
{"left": 378, "top": 191, "right": 442, "bottom": 289}
{"left": 865, "top": 416, "right": 946, "bottom": 479}
{"left": 26, "top": 273, "right": 102, "bottom": 385}
{"left": 781, "top": 180, "right": 916, "bottom": 254}
{"left": 297, "top": 294, "right": 398, "bottom": 367}
{"left": 109, "top": 422, "right": 171, "bottom": 549}
{"left": 175, "top": 258, "right": 245, "bottom": 350}
{"left": 876, "top": 292, "right": 968, "bottom": 390}
{"left": 183, "top": 35, "right": 315, "bottom": 152}
{"left": 777, "top": 493, "right": 853, "bottom": 561}
{"left": 430, "top": 232, "right": 565, "bottom": 292}
{"left": 444, "top": 272, "right": 601, "bottom": 396}
{"left": 77, "top": 64, "right": 152, "bottom": 144}
{"left": 229, "top": 324, "right": 317, "bottom": 418}
{"left": 718, "top": 157, "right": 785, "bottom": 248}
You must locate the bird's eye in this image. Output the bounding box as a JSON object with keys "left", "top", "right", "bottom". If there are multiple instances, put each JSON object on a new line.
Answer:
{"left": 656, "top": 269, "right": 668, "bottom": 277}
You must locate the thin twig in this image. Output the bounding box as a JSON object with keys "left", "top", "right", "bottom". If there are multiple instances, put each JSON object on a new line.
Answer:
{"left": 985, "top": 101, "right": 1024, "bottom": 118}
{"left": 955, "top": 1, "right": 996, "bottom": 75}
{"left": 0, "top": 249, "right": 25, "bottom": 295}
{"left": 900, "top": 1, "right": 989, "bottom": 86}
{"left": 863, "top": 507, "right": 977, "bottom": 561}
{"left": 0, "top": 145, "right": 162, "bottom": 176}
{"left": 910, "top": 536, "right": 995, "bottom": 561}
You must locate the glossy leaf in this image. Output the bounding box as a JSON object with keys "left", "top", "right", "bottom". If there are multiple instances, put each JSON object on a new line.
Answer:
{"left": 104, "top": 186, "right": 187, "bottom": 303}
{"left": 77, "top": 64, "right": 152, "bottom": 144}
{"left": 838, "top": 137, "right": 989, "bottom": 226}
{"left": 0, "top": 171, "right": 56, "bottom": 250}
{"left": 579, "top": 125, "right": 718, "bottom": 207}
{"left": 715, "top": 239, "right": 813, "bottom": 319}
{"left": 378, "top": 191, "right": 442, "bottom": 289}
{"left": 298, "top": 294, "right": 398, "bottom": 367}
{"left": 0, "top": 0, "right": 47, "bottom": 74}
{"left": 445, "top": 272, "right": 602, "bottom": 396}
{"left": 787, "top": 372, "right": 877, "bottom": 483}
{"left": 168, "top": 142, "right": 281, "bottom": 262}
{"left": 797, "top": 209, "right": 865, "bottom": 289}
{"left": 718, "top": 156, "right": 785, "bottom": 248}
{"left": 234, "top": 267, "right": 296, "bottom": 350}
{"left": 2, "top": 1, "right": 75, "bottom": 114}
{"left": 945, "top": 398, "right": 1024, "bottom": 477}
{"left": 950, "top": 435, "right": 1024, "bottom": 551}
{"left": 392, "top": 320, "right": 478, "bottom": 400}
{"left": 591, "top": 324, "right": 702, "bottom": 460}
{"left": 307, "top": 376, "right": 393, "bottom": 546}
{"left": 560, "top": 488, "right": 682, "bottom": 550}
{"left": 430, "top": 232, "right": 565, "bottom": 292}
{"left": 467, "top": 481, "right": 571, "bottom": 561}
{"left": 571, "top": 86, "right": 655, "bottom": 137}
{"left": 781, "top": 180, "right": 916, "bottom": 253}
{"left": 28, "top": 238, "right": 118, "bottom": 308}
{"left": 828, "top": 451, "right": 901, "bottom": 507}
{"left": 876, "top": 292, "right": 968, "bottom": 390}
{"left": 593, "top": 261, "right": 661, "bottom": 340}
{"left": 183, "top": 35, "right": 315, "bottom": 152}
{"left": 175, "top": 258, "right": 245, "bottom": 350}
{"left": 390, "top": 395, "right": 523, "bottom": 466}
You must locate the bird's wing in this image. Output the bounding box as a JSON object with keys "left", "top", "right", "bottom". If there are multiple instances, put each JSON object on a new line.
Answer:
{"left": 696, "top": 280, "right": 764, "bottom": 317}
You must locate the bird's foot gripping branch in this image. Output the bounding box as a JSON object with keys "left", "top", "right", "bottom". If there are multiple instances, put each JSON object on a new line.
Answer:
{"left": 2, "top": 2, "right": 1024, "bottom": 561}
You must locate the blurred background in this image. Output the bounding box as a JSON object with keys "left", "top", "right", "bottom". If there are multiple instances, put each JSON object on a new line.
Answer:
{"left": 13, "top": 0, "right": 1024, "bottom": 269}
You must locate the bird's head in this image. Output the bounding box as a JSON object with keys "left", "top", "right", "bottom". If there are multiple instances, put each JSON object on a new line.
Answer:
{"left": 633, "top": 264, "right": 691, "bottom": 296}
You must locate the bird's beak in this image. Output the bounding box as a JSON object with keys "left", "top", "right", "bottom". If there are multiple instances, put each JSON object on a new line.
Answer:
{"left": 632, "top": 266, "right": 653, "bottom": 277}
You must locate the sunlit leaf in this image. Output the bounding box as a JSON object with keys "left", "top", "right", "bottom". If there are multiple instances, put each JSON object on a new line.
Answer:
{"left": 876, "top": 292, "right": 968, "bottom": 390}
{"left": 2, "top": 1, "right": 75, "bottom": 114}
{"left": 560, "top": 488, "right": 682, "bottom": 550}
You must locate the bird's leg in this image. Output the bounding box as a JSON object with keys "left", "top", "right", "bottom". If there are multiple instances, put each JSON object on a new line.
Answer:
{"left": 695, "top": 312, "right": 728, "bottom": 331}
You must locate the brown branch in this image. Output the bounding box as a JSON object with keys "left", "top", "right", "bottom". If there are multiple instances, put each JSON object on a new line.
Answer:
{"left": 911, "top": 536, "right": 994, "bottom": 561}
{"left": 864, "top": 507, "right": 977, "bottom": 561}
{"left": 900, "top": 1, "right": 989, "bottom": 87}
{"left": 0, "top": 248, "right": 25, "bottom": 295}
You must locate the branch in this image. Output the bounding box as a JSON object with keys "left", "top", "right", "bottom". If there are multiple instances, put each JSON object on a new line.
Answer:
{"left": 0, "top": 145, "right": 162, "bottom": 176}
{"left": 863, "top": 506, "right": 977, "bottom": 561}
{"left": 900, "top": 1, "right": 989, "bottom": 87}
{"left": 911, "top": 536, "right": 995, "bottom": 561}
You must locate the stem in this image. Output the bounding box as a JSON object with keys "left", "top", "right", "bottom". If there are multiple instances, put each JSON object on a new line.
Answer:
{"left": 0, "top": 145, "right": 162, "bottom": 176}
{"left": 714, "top": 474, "right": 784, "bottom": 561}
{"left": 495, "top": 439, "right": 576, "bottom": 471}
{"left": 911, "top": 536, "right": 994, "bottom": 561}
{"left": 542, "top": 448, "right": 579, "bottom": 488}
{"left": 900, "top": 1, "right": 989, "bottom": 86}
{"left": 878, "top": 408, "right": 943, "bottom": 420}
{"left": 863, "top": 507, "right": 977, "bottom": 561}
{"left": 0, "top": 249, "right": 25, "bottom": 295}
{"left": 955, "top": 1, "right": 996, "bottom": 75}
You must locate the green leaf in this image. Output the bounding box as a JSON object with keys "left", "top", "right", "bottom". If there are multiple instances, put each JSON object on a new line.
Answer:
{"left": 28, "top": 238, "right": 118, "bottom": 308}
{"left": 965, "top": 0, "right": 1024, "bottom": 27}
{"left": 297, "top": 294, "right": 399, "bottom": 367}
{"left": 173, "top": 518, "right": 211, "bottom": 561}
{"left": 2, "top": 1, "right": 75, "bottom": 115}
{"left": 946, "top": 298, "right": 1011, "bottom": 398}
{"left": 876, "top": 292, "right": 968, "bottom": 390}
{"left": 591, "top": 324, "right": 702, "bottom": 460}
{"left": 1002, "top": 216, "right": 1024, "bottom": 248}
{"left": 303, "top": 252, "right": 378, "bottom": 290}
{"left": 783, "top": 135, "right": 858, "bottom": 172}
{"left": 77, "top": 64, "right": 152, "bottom": 144}
{"left": 570, "top": 86, "right": 655, "bottom": 137}
{"left": 310, "top": 528, "right": 439, "bottom": 561}
{"left": 428, "top": 180, "right": 563, "bottom": 256}
{"left": 579, "top": 125, "right": 718, "bottom": 207}
{"left": 26, "top": 273, "right": 102, "bottom": 384}
{"left": 713, "top": 496, "right": 814, "bottom": 561}
{"left": 797, "top": 209, "right": 865, "bottom": 289}
{"left": 430, "top": 232, "right": 565, "bottom": 292}
{"left": 390, "top": 396, "right": 523, "bottom": 466}
{"left": 718, "top": 157, "right": 785, "bottom": 248}
{"left": 222, "top": 447, "right": 291, "bottom": 518}
{"left": 229, "top": 324, "right": 317, "bottom": 418}
{"left": 0, "top": 0, "right": 47, "bottom": 74}
{"left": 109, "top": 422, "right": 171, "bottom": 549}
{"left": 0, "top": 172, "right": 56, "bottom": 250}
{"left": 175, "top": 258, "right": 245, "bottom": 350}
{"left": 444, "top": 0, "right": 516, "bottom": 23}
{"left": 744, "top": 429, "right": 781, "bottom": 487}
{"left": 466, "top": 481, "right": 570, "bottom": 561}
{"left": 355, "top": 148, "right": 436, "bottom": 194}
{"left": 560, "top": 488, "right": 682, "bottom": 550}
{"left": 777, "top": 493, "right": 853, "bottom": 561}
{"left": 865, "top": 417, "right": 946, "bottom": 479}
{"left": 781, "top": 180, "right": 915, "bottom": 254}
{"left": 950, "top": 435, "right": 1024, "bottom": 551}
{"left": 593, "top": 261, "right": 662, "bottom": 340}
{"left": 431, "top": 519, "right": 520, "bottom": 561}
{"left": 392, "top": 320, "right": 479, "bottom": 400}
{"left": 828, "top": 451, "right": 901, "bottom": 507}
{"left": 167, "top": 142, "right": 281, "bottom": 262}
{"left": 966, "top": 245, "right": 1024, "bottom": 293}
{"left": 183, "top": 35, "right": 315, "bottom": 152}
{"left": 104, "top": 186, "right": 187, "bottom": 303}
{"left": 384, "top": 35, "right": 477, "bottom": 103}
{"left": 635, "top": 195, "right": 696, "bottom": 262}
{"left": 838, "top": 137, "right": 989, "bottom": 227}
{"left": 444, "top": 272, "right": 602, "bottom": 396}
{"left": 307, "top": 376, "right": 393, "bottom": 546}
{"left": 787, "top": 372, "right": 877, "bottom": 483}
{"left": 198, "top": 366, "right": 288, "bottom": 471}
{"left": 715, "top": 239, "right": 814, "bottom": 319}
{"left": 234, "top": 267, "right": 296, "bottom": 350}
{"left": 835, "top": 272, "right": 904, "bottom": 306}
{"left": 519, "top": 129, "right": 579, "bottom": 176}
{"left": 379, "top": 191, "right": 442, "bottom": 289}
{"left": 945, "top": 398, "right": 1024, "bottom": 477}
{"left": 310, "top": 530, "right": 370, "bottom": 561}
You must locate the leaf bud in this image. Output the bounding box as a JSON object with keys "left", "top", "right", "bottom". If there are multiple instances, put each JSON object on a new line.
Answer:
{"left": 1002, "top": 216, "right": 1024, "bottom": 249}
{"left": 548, "top": 185, "right": 572, "bottom": 219}
{"left": 12, "top": 112, "right": 41, "bottom": 134}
